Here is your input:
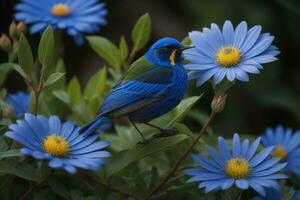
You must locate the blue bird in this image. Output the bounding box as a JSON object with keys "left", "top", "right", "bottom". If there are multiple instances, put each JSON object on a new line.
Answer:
{"left": 81, "top": 37, "right": 191, "bottom": 141}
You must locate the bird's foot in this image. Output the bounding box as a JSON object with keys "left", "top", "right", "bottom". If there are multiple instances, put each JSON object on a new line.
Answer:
{"left": 137, "top": 138, "right": 154, "bottom": 145}
{"left": 152, "top": 128, "right": 178, "bottom": 138}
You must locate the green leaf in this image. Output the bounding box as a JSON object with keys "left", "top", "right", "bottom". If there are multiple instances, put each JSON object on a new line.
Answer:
{"left": 44, "top": 72, "right": 65, "bottom": 87}
{"left": 87, "top": 36, "right": 122, "bottom": 70}
{"left": 0, "top": 149, "right": 21, "bottom": 159}
{"left": 0, "top": 163, "right": 41, "bottom": 181}
{"left": 70, "top": 190, "right": 83, "bottom": 200}
{"left": 17, "top": 34, "right": 33, "bottom": 76}
{"left": 119, "top": 36, "right": 128, "bottom": 62}
{"left": 165, "top": 94, "right": 203, "bottom": 128}
{"left": 87, "top": 96, "right": 100, "bottom": 118}
{"left": 10, "top": 63, "right": 27, "bottom": 78}
{"left": 38, "top": 26, "right": 55, "bottom": 68}
{"left": 67, "top": 76, "right": 82, "bottom": 104}
{"left": 48, "top": 180, "right": 70, "bottom": 200}
{"left": 83, "top": 68, "right": 107, "bottom": 99}
{"left": 107, "top": 134, "right": 189, "bottom": 176}
{"left": 131, "top": 13, "right": 151, "bottom": 51}
{"left": 0, "top": 63, "right": 13, "bottom": 86}
{"left": 53, "top": 90, "right": 70, "bottom": 104}
{"left": 174, "top": 123, "right": 195, "bottom": 139}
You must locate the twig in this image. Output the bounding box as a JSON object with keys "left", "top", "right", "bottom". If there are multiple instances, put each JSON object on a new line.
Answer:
{"left": 146, "top": 112, "right": 217, "bottom": 199}
{"left": 33, "top": 66, "right": 45, "bottom": 115}
{"left": 81, "top": 177, "right": 101, "bottom": 200}
{"left": 123, "top": 47, "right": 137, "bottom": 69}
{"left": 79, "top": 172, "right": 139, "bottom": 200}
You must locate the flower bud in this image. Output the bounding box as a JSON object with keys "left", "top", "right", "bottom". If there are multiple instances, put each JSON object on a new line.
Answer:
{"left": 17, "top": 22, "right": 27, "bottom": 34}
{"left": 9, "top": 21, "right": 19, "bottom": 39}
{"left": 3, "top": 106, "right": 15, "bottom": 120}
{"left": 0, "top": 34, "right": 12, "bottom": 52}
{"left": 211, "top": 95, "right": 227, "bottom": 114}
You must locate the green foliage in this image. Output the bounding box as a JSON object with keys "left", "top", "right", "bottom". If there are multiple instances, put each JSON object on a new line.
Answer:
{"left": 87, "top": 36, "right": 122, "bottom": 70}
{"left": 107, "top": 134, "right": 189, "bottom": 176}
{"left": 44, "top": 72, "right": 65, "bottom": 87}
{"left": 119, "top": 36, "right": 128, "bottom": 63}
{"left": 67, "top": 76, "right": 82, "bottom": 105}
{"left": 1, "top": 9, "right": 297, "bottom": 200}
{"left": 0, "top": 162, "right": 42, "bottom": 181}
{"left": 0, "top": 63, "right": 13, "bottom": 86}
{"left": 38, "top": 26, "right": 55, "bottom": 68}
{"left": 131, "top": 13, "right": 151, "bottom": 51}
{"left": 17, "top": 34, "right": 33, "bottom": 76}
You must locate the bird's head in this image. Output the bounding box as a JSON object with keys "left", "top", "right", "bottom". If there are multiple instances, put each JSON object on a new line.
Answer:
{"left": 145, "top": 37, "right": 192, "bottom": 67}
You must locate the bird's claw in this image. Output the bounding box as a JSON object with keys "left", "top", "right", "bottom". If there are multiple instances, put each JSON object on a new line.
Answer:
{"left": 152, "top": 128, "right": 178, "bottom": 138}
{"left": 137, "top": 138, "right": 154, "bottom": 145}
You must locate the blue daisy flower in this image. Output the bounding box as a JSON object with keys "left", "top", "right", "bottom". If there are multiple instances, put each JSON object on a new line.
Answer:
{"left": 262, "top": 125, "right": 300, "bottom": 176}
{"left": 5, "top": 114, "right": 110, "bottom": 174}
{"left": 15, "top": 0, "right": 107, "bottom": 45}
{"left": 5, "top": 91, "right": 29, "bottom": 118}
{"left": 183, "top": 20, "right": 280, "bottom": 86}
{"left": 183, "top": 133, "right": 287, "bottom": 197}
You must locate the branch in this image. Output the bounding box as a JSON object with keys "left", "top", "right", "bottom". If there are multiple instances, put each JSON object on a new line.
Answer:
{"left": 79, "top": 172, "right": 140, "bottom": 200}
{"left": 146, "top": 111, "right": 217, "bottom": 199}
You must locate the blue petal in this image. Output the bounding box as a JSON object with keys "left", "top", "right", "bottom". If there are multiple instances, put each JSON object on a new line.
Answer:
{"left": 49, "top": 158, "right": 63, "bottom": 168}
{"left": 235, "top": 179, "right": 249, "bottom": 190}
{"left": 222, "top": 20, "right": 234, "bottom": 45}
{"left": 245, "top": 137, "right": 261, "bottom": 160}
{"left": 250, "top": 146, "right": 274, "bottom": 167}
{"left": 240, "top": 25, "right": 262, "bottom": 53}
{"left": 60, "top": 121, "right": 74, "bottom": 138}
{"left": 218, "top": 137, "right": 231, "bottom": 160}
{"left": 221, "top": 179, "right": 234, "bottom": 190}
{"left": 233, "top": 21, "right": 248, "bottom": 48}
{"left": 49, "top": 115, "right": 61, "bottom": 135}
{"left": 249, "top": 181, "right": 266, "bottom": 197}
{"left": 183, "top": 168, "right": 202, "bottom": 176}
{"left": 186, "top": 173, "right": 226, "bottom": 182}
{"left": 191, "top": 154, "right": 222, "bottom": 173}
{"left": 251, "top": 163, "right": 287, "bottom": 177}
{"left": 232, "top": 133, "right": 241, "bottom": 157}
{"left": 253, "top": 158, "right": 281, "bottom": 173}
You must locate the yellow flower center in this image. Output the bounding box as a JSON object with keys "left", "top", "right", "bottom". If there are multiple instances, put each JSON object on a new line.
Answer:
{"left": 273, "top": 145, "right": 287, "bottom": 159}
{"left": 216, "top": 46, "right": 240, "bottom": 67}
{"left": 43, "top": 135, "right": 69, "bottom": 157}
{"left": 225, "top": 158, "right": 250, "bottom": 179}
{"left": 51, "top": 4, "right": 70, "bottom": 17}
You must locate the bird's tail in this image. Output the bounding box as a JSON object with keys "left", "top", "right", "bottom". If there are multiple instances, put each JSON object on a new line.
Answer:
{"left": 79, "top": 116, "right": 109, "bottom": 136}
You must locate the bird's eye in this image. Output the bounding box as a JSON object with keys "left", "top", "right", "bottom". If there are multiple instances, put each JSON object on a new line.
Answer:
{"left": 164, "top": 44, "right": 173, "bottom": 49}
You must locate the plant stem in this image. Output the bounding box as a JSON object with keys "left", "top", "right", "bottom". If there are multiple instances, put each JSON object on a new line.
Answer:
{"left": 124, "top": 46, "right": 137, "bottom": 69}
{"left": 33, "top": 66, "right": 45, "bottom": 115}
{"left": 79, "top": 172, "right": 140, "bottom": 200}
{"left": 19, "top": 170, "right": 53, "bottom": 200}
{"left": 145, "top": 111, "right": 217, "bottom": 199}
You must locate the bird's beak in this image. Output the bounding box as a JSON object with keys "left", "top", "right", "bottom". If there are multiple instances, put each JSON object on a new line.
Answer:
{"left": 178, "top": 45, "right": 194, "bottom": 51}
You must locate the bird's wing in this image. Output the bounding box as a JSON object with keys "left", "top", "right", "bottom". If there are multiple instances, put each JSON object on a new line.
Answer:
{"left": 97, "top": 66, "right": 173, "bottom": 117}
{"left": 121, "top": 56, "right": 155, "bottom": 81}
